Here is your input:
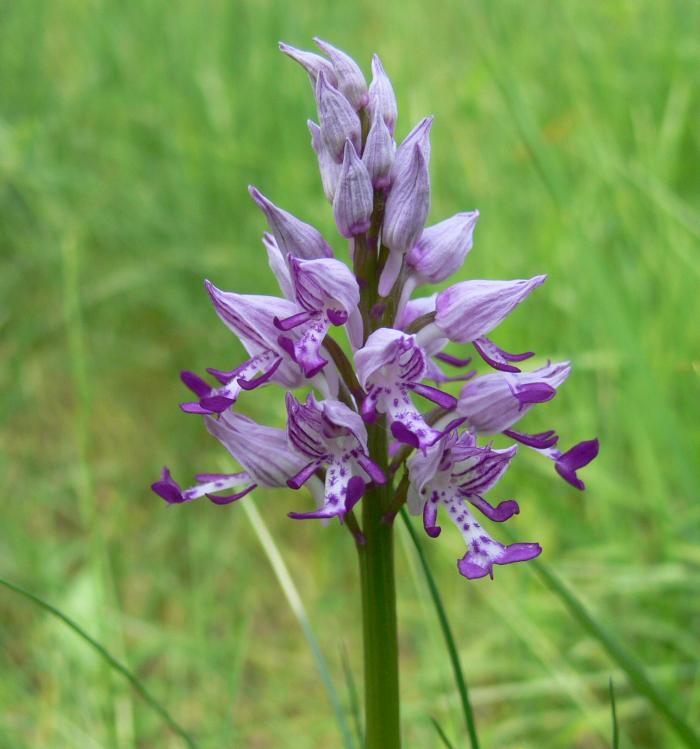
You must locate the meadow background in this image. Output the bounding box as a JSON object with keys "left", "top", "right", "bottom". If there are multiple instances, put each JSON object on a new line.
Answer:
{"left": 1, "top": 0, "right": 699, "bottom": 747}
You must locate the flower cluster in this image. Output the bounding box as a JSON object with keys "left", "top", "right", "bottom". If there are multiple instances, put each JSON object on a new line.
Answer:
{"left": 152, "top": 39, "right": 598, "bottom": 580}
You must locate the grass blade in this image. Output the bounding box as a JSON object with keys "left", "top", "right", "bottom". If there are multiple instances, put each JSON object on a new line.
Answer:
{"left": 529, "top": 557, "right": 700, "bottom": 748}
{"left": 0, "top": 576, "right": 197, "bottom": 749}
{"left": 340, "top": 643, "right": 364, "bottom": 748}
{"left": 243, "top": 499, "right": 356, "bottom": 749}
{"left": 400, "top": 508, "right": 480, "bottom": 749}
{"left": 431, "top": 716, "right": 457, "bottom": 749}
{"left": 609, "top": 677, "right": 619, "bottom": 749}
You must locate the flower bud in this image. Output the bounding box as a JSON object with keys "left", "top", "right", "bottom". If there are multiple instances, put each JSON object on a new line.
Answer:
{"left": 249, "top": 186, "right": 333, "bottom": 259}
{"left": 333, "top": 140, "right": 373, "bottom": 238}
{"left": 314, "top": 37, "right": 368, "bottom": 110}
{"left": 279, "top": 41, "right": 338, "bottom": 88}
{"left": 308, "top": 120, "right": 341, "bottom": 202}
{"left": 367, "top": 54, "right": 398, "bottom": 133}
{"left": 407, "top": 211, "right": 479, "bottom": 284}
{"left": 382, "top": 144, "right": 430, "bottom": 254}
{"left": 316, "top": 70, "right": 362, "bottom": 162}
{"left": 362, "top": 111, "right": 395, "bottom": 189}
{"left": 391, "top": 116, "right": 433, "bottom": 183}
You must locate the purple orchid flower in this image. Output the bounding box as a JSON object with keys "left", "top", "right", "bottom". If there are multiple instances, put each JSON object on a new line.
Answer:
{"left": 410, "top": 276, "right": 546, "bottom": 373}
{"left": 275, "top": 255, "right": 361, "bottom": 377}
{"left": 285, "top": 393, "right": 386, "bottom": 520}
{"left": 180, "top": 284, "right": 306, "bottom": 414}
{"left": 355, "top": 327, "right": 458, "bottom": 449}
{"left": 408, "top": 430, "right": 541, "bottom": 579}
{"left": 457, "top": 362, "right": 599, "bottom": 488}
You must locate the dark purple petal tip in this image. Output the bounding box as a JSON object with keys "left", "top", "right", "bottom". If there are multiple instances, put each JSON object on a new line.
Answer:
{"left": 150, "top": 468, "right": 185, "bottom": 504}
{"left": 555, "top": 438, "right": 599, "bottom": 490}
{"left": 180, "top": 370, "right": 211, "bottom": 397}
{"left": 199, "top": 395, "right": 235, "bottom": 413}
{"left": 206, "top": 483, "right": 257, "bottom": 505}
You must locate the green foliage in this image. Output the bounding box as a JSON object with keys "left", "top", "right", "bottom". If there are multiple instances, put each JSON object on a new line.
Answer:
{"left": 1, "top": 0, "right": 698, "bottom": 747}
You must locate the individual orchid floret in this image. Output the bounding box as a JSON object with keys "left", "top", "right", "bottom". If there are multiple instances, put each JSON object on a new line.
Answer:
{"left": 249, "top": 186, "right": 333, "bottom": 259}
{"left": 362, "top": 111, "right": 395, "bottom": 190}
{"left": 308, "top": 120, "right": 342, "bottom": 202}
{"left": 367, "top": 54, "right": 398, "bottom": 133}
{"left": 285, "top": 393, "right": 385, "bottom": 520}
{"left": 316, "top": 70, "right": 362, "bottom": 162}
{"left": 414, "top": 276, "right": 546, "bottom": 372}
{"left": 275, "top": 256, "right": 361, "bottom": 377}
{"left": 379, "top": 144, "right": 431, "bottom": 296}
{"left": 151, "top": 467, "right": 253, "bottom": 506}
{"left": 457, "top": 361, "right": 571, "bottom": 437}
{"left": 333, "top": 140, "right": 373, "bottom": 238}
{"left": 279, "top": 41, "right": 338, "bottom": 88}
{"left": 180, "top": 284, "right": 305, "bottom": 414}
{"left": 355, "top": 328, "right": 458, "bottom": 449}
{"left": 408, "top": 430, "right": 541, "bottom": 579}
{"left": 391, "top": 116, "right": 433, "bottom": 177}
{"left": 407, "top": 211, "right": 479, "bottom": 285}
{"left": 457, "top": 363, "right": 599, "bottom": 488}
{"left": 206, "top": 411, "right": 308, "bottom": 489}
{"left": 313, "top": 38, "right": 368, "bottom": 111}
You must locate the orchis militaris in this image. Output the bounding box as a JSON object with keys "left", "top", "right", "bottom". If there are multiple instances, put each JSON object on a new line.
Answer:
{"left": 152, "top": 35, "right": 599, "bottom": 573}
{"left": 151, "top": 38, "right": 598, "bottom": 747}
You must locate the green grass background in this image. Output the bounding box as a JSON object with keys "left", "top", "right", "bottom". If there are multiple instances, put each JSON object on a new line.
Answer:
{"left": 1, "top": 0, "right": 699, "bottom": 746}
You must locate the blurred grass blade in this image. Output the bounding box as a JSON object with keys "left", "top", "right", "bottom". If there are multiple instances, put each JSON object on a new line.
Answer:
{"left": 340, "top": 643, "right": 364, "bottom": 748}
{"left": 400, "top": 508, "right": 480, "bottom": 749}
{"left": 431, "top": 716, "right": 457, "bottom": 749}
{"left": 530, "top": 557, "right": 700, "bottom": 748}
{"left": 609, "top": 677, "right": 619, "bottom": 749}
{"left": 0, "top": 576, "right": 197, "bottom": 749}
{"left": 243, "top": 499, "right": 355, "bottom": 749}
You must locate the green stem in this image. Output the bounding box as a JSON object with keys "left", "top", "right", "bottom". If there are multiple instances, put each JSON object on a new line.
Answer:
{"left": 357, "top": 421, "right": 401, "bottom": 749}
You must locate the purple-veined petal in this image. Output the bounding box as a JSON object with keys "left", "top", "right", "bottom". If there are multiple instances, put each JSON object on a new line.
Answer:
{"left": 392, "top": 116, "right": 433, "bottom": 178}
{"left": 279, "top": 42, "right": 338, "bottom": 88}
{"left": 407, "top": 211, "right": 479, "bottom": 285}
{"left": 313, "top": 38, "right": 368, "bottom": 110}
{"left": 289, "top": 256, "right": 360, "bottom": 316}
{"left": 263, "top": 232, "right": 295, "bottom": 300}
{"left": 382, "top": 144, "right": 430, "bottom": 255}
{"left": 457, "top": 361, "right": 571, "bottom": 434}
{"left": 362, "top": 110, "right": 395, "bottom": 189}
{"left": 316, "top": 70, "right": 361, "bottom": 161}
{"left": 308, "top": 120, "right": 342, "bottom": 202}
{"left": 333, "top": 140, "right": 373, "bottom": 237}
{"left": 435, "top": 276, "right": 546, "bottom": 343}
{"left": 367, "top": 54, "right": 398, "bottom": 133}
{"left": 249, "top": 186, "right": 333, "bottom": 259}
{"left": 205, "top": 412, "right": 306, "bottom": 487}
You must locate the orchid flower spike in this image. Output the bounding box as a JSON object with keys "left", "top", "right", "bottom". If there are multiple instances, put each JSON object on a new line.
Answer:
{"left": 153, "top": 38, "right": 598, "bottom": 590}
